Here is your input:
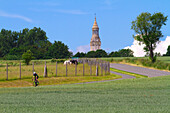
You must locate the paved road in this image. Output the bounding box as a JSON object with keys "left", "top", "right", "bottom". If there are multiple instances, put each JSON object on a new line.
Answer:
{"left": 110, "top": 71, "right": 135, "bottom": 79}
{"left": 110, "top": 63, "right": 170, "bottom": 77}
{"left": 74, "top": 71, "right": 136, "bottom": 84}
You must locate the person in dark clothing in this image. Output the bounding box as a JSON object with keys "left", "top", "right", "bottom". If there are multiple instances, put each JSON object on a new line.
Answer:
{"left": 32, "top": 72, "right": 39, "bottom": 86}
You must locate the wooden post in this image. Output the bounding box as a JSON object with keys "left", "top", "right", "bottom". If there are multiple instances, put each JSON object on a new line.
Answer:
{"left": 90, "top": 62, "right": 92, "bottom": 76}
{"left": 101, "top": 61, "right": 103, "bottom": 76}
{"left": 32, "top": 62, "right": 34, "bottom": 73}
{"left": 56, "top": 62, "right": 57, "bottom": 77}
{"left": 105, "top": 63, "right": 107, "bottom": 75}
{"left": 6, "top": 63, "right": 8, "bottom": 80}
{"left": 66, "top": 62, "right": 67, "bottom": 77}
{"left": 96, "top": 64, "right": 99, "bottom": 76}
{"left": 83, "top": 60, "right": 85, "bottom": 76}
{"left": 44, "top": 61, "right": 47, "bottom": 77}
{"left": 20, "top": 62, "right": 21, "bottom": 79}
{"left": 108, "top": 62, "right": 110, "bottom": 75}
{"left": 75, "top": 63, "right": 77, "bottom": 76}
{"left": 107, "top": 62, "right": 110, "bottom": 74}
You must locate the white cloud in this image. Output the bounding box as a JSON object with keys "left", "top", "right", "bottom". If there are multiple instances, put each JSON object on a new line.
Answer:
{"left": 0, "top": 10, "right": 32, "bottom": 23}
{"left": 75, "top": 45, "right": 90, "bottom": 54}
{"left": 155, "top": 36, "right": 170, "bottom": 54}
{"left": 125, "top": 36, "right": 170, "bottom": 57}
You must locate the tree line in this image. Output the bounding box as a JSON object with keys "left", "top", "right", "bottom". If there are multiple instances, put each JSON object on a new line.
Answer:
{"left": 0, "top": 27, "right": 72, "bottom": 60}
{"left": 0, "top": 26, "right": 169, "bottom": 60}
{"left": 74, "top": 49, "right": 134, "bottom": 58}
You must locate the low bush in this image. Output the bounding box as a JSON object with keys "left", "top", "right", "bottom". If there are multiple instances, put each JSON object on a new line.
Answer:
{"left": 51, "top": 58, "right": 57, "bottom": 62}
{"left": 3, "top": 55, "right": 20, "bottom": 60}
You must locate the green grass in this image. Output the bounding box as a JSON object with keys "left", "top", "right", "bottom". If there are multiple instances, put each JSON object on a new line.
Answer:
{"left": 157, "top": 56, "right": 170, "bottom": 63}
{"left": 101, "top": 56, "right": 170, "bottom": 63}
{"left": 0, "top": 73, "right": 121, "bottom": 88}
{"left": 110, "top": 68, "right": 148, "bottom": 78}
{"left": 0, "top": 75, "right": 169, "bottom": 113}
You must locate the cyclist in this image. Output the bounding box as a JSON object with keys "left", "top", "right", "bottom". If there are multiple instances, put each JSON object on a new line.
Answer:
{"left": 32, "top": 72, "right": 39, "bottom": 86}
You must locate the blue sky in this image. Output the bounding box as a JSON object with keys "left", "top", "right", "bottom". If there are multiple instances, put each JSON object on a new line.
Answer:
{"left": 0, "top": 0, "right": 170, "bottom": 55}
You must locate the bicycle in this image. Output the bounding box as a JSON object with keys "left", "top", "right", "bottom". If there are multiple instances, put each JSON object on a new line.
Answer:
{"left": 33, "top": 79, "right": 39, "bottom": 87}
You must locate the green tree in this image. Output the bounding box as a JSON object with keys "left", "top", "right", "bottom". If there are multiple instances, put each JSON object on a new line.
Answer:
{"left": 109, "top": 51, "right": 120, "bottom": 57}
{"left": 74, "top": 52, "right": 86, "bottom": 57}
{"left": 119, "top": 49, "right": 134, "bottom": 57}
{"left": 131, "top": 12, "right": 167, "bottom": 62}
{"left": 0, "top": 29, "right": 18, "bottom": 57}
{"left": 22, "top": 50, "right": 33, "bottom": 65}
{"left": 165, "top": 45, "right": 170, "bottom": 56}
{"left": 95, "top": 49, "right": 108, "bottom": 57}
{"left": 86, "top": 51, "right": 96, "bottom": 58}
{"left": 46, "top": 41, "right": 72, "bottom": 59}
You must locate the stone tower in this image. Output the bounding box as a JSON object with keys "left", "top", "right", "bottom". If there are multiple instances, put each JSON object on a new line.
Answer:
{"left": 90, "top": 16, "right": 101, "bottom": 51}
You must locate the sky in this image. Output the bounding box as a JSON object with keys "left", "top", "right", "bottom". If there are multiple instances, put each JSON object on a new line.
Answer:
{"left": 0, "top": 0, "right": 170, "bottom": 56}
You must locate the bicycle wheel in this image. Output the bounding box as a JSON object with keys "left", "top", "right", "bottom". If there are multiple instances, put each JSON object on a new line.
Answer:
{"left": 33, "top": 81, "right": 37, "bottom": 87}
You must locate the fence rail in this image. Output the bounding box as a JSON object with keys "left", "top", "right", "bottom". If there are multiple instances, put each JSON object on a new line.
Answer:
{"left": 0, "top": 58, "right": 110, "bottom": 81}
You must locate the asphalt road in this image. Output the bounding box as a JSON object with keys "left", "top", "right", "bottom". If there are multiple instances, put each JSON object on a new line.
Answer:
{"left": 110, "top": 63, "right": 170, "bottom": 77}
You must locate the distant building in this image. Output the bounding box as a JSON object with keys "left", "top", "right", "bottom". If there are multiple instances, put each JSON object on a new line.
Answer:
{"left": 90, "top": 16, "right": 101, "bottom": 51}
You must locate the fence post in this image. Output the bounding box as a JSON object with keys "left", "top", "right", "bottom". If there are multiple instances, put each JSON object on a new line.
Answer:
{"left": 75, "top": 63, "right": 77, "bottom": 76}
{"left": 20, "top": 62, "right": 21, "bottom": 79}
{"left": 83, "top": 60, "right": 85, "bottom": 76}
{"left": 44, "top": 61, "right": 47, "bottom": 77}
{"left": 105, "top": 62, "right": 107, "bottom": 75}
{"left": 96, "top": 64, "right": 99, "bottom": 76}
{"left": 107, "top": 62, "right": 110, "bottom": 74}
{"left": 6, "top": 63, "right": 8, "bottom": 80}
{"left": 109, "top": 62, "right": 110, "bottom": 75}
{"left": 56, "top": 62, "right": 57, "bottom": 77}
{"left": 101, "top": 61, "right": 103, "bottom": 76}
{"left": 66, "top": 62, "right": 67, "bottom": 77}
{"left": 90, "top": 61, "right": 92, "bottom": 76}
{"left": 32, "top": 62, "right": 34, "bottom": 73}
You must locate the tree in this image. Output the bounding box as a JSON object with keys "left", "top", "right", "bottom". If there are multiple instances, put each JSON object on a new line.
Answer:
{"left": 131, "top": 12, "right": 167, "bottom": 62}
{"left": 0, "top": 29, "right": 18, "bottom": 57}
{"left": 86, "top": 51, "right": 96, "bottom": 58}
{"left": 45, "top": 41, "right": 72, "bottom": 59}
{"left": 22, "top": 50, "right": 33, "bottom": 65}
{"left": 165, "top": 45, "right": 170, "bottom": 56}
{"left": 119, "top": 49, "right": 134, "bottom": 57}
{"left": 95, "top": 49, "right": 108, "bottom": 57}
{"left": 74, "top": 52, "right": 86, "bottom": 57}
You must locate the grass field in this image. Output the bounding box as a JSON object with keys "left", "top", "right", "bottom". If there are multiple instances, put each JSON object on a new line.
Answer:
{"left": 110, "top": 68, "right": 148, "bottom": 78}
{"left": 0, "top": 75, "right": 169, "bottom": 113}
{"left": 101, "top": 56, "right": 170, "bottom": 63}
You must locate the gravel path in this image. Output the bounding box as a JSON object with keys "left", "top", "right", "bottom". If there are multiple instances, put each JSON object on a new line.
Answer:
{"left": 110, "top": 63, "right": 170, "bottom": 77}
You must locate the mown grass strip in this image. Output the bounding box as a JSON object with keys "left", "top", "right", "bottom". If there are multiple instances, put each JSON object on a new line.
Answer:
{"left": 110, "top": 68, "right": 148, "bottom": 78}
{"left": 0, "top": 73, "right": 122, "bottom": 88}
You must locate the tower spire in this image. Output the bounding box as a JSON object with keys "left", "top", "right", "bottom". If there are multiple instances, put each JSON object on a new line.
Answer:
{"left": 92, "top": 13, "right": 99, "bottom": 30}
{"left": 90, "top": 14, "right": 101, "bottom": 51}
{"left": 94, "top": 13, "right": 96, "bottom": 21}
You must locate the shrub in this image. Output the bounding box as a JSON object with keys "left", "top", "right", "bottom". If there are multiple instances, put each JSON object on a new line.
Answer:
{"left": 3, "top": 55, "right": 20, "bottom": 60}
{"left": 51, "top": 58, "right": 57, "bottom": 63}
{"left": 22, "top": 50, "right": 33, "bottom": 65}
